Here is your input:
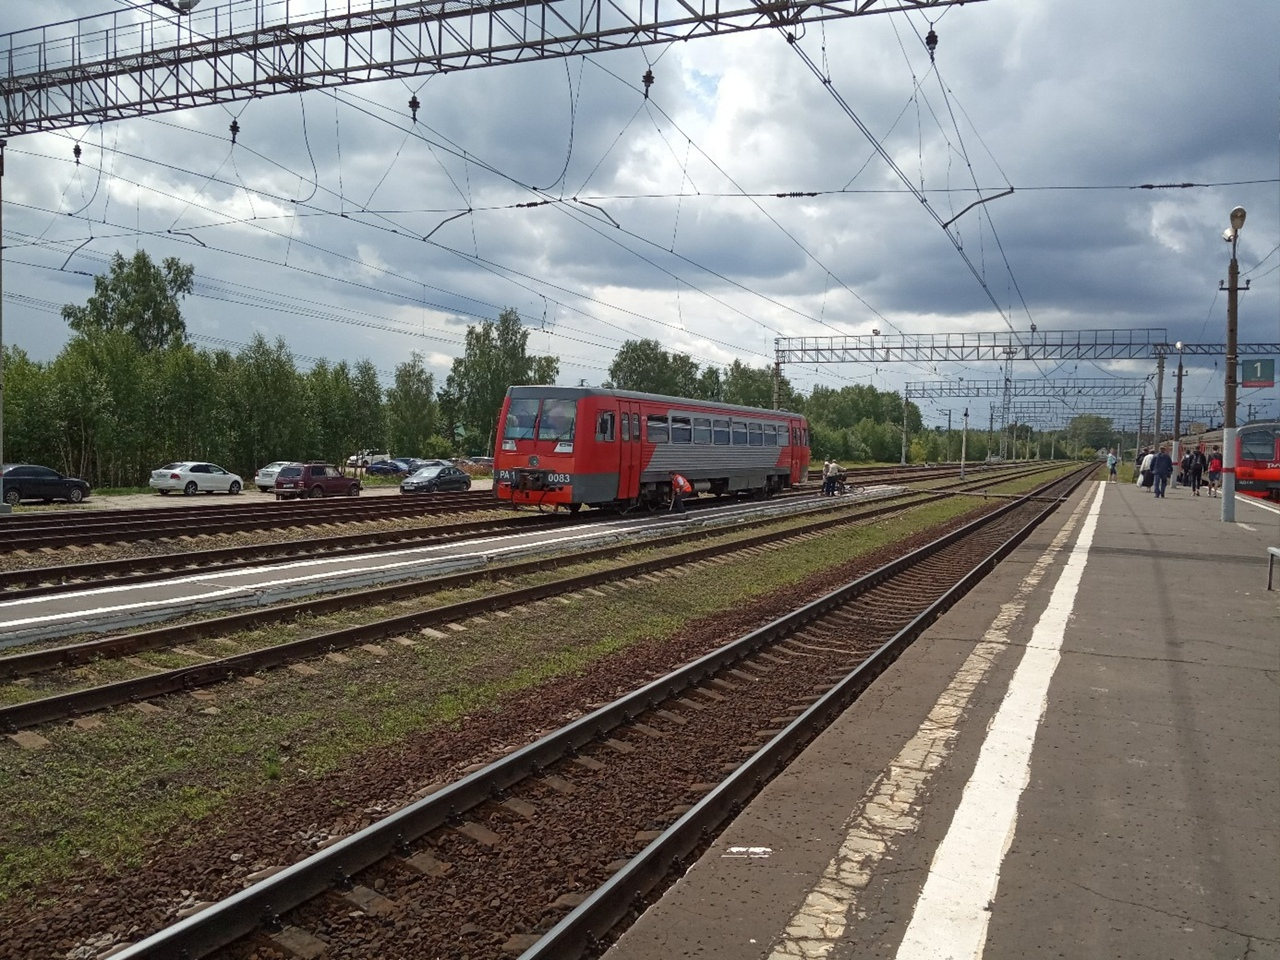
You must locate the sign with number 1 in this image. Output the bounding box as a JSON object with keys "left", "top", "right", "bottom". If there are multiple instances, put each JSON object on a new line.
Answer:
{"left": 1240, "top": 359, "right": 1275, "bottom": 388}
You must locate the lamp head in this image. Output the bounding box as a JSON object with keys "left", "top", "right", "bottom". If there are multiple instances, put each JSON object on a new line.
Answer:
{"left": 1223, "top": 228, "right": 1236, "bottom": 243}
{"left": 1230, "top": 206, "right": 1246, "bottom": 230}
{"left": 1175, "top": 340, "right": 1184, "bottom": 351}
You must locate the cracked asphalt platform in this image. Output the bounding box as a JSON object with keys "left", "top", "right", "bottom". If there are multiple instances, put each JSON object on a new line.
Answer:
{"left": 604, "top": 478, "right": 1280, "bottom": 960}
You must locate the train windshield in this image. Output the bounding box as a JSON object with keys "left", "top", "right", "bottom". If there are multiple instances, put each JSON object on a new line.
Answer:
{"left": 1241, "top": 425, "right": 1280, "bottom": 461}
{"left": 503, "top": 397, "right": 577, "bottom": 443}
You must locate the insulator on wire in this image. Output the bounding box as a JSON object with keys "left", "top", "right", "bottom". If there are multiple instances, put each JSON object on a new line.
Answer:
{"left": 642, "top": 69, "right": 654, "bottom": 100}
{"left": 925, "top": 28, "right": 938, "bottom": 61}
{"left": 73, "top": 143, "right": 82, "bottom": 166}
{"left": 409, "top": 94, "right": 420, "bottom": 122}
{"left": 229, "top": 118, "right": 240, "bottom": 144}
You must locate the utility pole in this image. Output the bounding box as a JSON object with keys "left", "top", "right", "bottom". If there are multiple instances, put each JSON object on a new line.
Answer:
{"left": 960, "top": 408, "right": 968, "bottom": 478}
{"left": 1137, "top": 394, "right": 1146, "bottom": 461}
{"left": 988, "top": 405, "right": 995, "bottom": 459}
{"left": 0, "top": 140, "right": 7, "bottom": 516}
{"left": 1172, "top": 343, "right": 1185, "bottom": 482}
{"left": 900, "top": 393, "right": 908, "bottom": 466}
{"left": 1221, "top": 206, "right": 1248, "bottom": 522}
{"left": 946, "top": 409, "right": 952, "bottom": 462}
{"left": 1153, "top": 353, "right": 1165, "bottom": 449}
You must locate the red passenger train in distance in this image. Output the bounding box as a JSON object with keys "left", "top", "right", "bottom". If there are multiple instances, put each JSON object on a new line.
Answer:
{"left": 493, "top": 386, "right": 811, "bottom": 512}
{"left": 1184, "top": 420, "right": 1280, "bottom": 502}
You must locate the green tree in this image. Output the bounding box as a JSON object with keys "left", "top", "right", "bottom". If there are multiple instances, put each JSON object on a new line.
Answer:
{"left": 61, "top": 250, "right": 195, "bottom": 351}
{"left": 386, "top": 352, "right": 438, "bottom": 457}
{"left": 608, "top": 339, "right": 676, "bottom": 394}
{"left": 722, "top": 360, "right": 799, "bottom": 410}
{"left": 443, "top": 308, "right": 559, "bottom": 454}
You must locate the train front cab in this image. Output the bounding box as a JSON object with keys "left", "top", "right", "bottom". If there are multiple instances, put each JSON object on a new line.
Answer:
{"left": 1236, "top": 422, "right": 1280, "bottom": 502}
{"left": 494, "top": 389, "right": 588, "bottom": 512}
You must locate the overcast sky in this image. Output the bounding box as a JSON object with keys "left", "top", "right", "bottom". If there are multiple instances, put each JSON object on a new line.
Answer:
{"left": 1, "top": 0, "right": 1277, "bottom": 429}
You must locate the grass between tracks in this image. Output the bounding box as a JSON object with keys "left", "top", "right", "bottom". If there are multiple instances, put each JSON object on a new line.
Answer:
{"left": 0, "top": 466, "right": 1075, "bottom": 903}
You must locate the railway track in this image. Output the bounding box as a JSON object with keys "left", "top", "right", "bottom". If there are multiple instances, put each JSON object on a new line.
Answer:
{"left": 32, "top": 464, "right": 1090, "bottom": 960}
{"left": 0, "top": 464, "right": 1028, "bottom": 598}
{"left": 0, "top": 489, "right": 498, "bottom": 549}
{"left": 0, "top": 465, "right": 1065, "bottom": 730}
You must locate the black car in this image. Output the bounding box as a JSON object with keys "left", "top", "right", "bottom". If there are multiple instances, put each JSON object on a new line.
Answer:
{"left": 1, "top": 464, "right": 92, "bottom": 505}
{"left": 400, "top": 464, "right": 472, "bottom": 494}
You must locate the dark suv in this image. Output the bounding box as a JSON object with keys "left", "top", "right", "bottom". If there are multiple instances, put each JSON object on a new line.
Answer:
{"left": 274, "top": 462, "right": 361, "bottom": 500}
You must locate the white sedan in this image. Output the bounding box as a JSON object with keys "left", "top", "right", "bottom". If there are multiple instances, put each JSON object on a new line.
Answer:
{"left": 253, "top": 461, "right": 292, "bottom": 492}
{"left": 149, "top": 462, "right": 243, "bottom": 496}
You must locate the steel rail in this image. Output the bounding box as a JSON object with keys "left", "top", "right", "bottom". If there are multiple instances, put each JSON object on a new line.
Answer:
{"left": 0, "top": 491, "right": 493, "bottom": 547}
{"left": 103, "top": 465, "right": 1091, "bottom": 960}
{"left": 0, "top": 509, "right": 569, "bottom": 599}
{"left": 0, "top": 485, "right": 960, "bottom": 724}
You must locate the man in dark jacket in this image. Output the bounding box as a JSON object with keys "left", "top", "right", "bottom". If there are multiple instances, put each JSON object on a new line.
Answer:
{"left": 1152, "top": 446, "right": 1174, "bottom": 499}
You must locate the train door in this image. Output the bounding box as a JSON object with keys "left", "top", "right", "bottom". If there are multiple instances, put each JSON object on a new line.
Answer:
{"left": 618, "top": 400, "right": 642, "bottom": 502}
{"left": 789, "top": 422, "right": 805, "bottom": 484}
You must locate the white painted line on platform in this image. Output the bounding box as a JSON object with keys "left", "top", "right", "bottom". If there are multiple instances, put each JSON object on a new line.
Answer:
{"left": 765, "top": 489, "right": 1098, "bottom": 960}
{"left": 1239, "top": 495, "right": 1280, "bottom": 516}
{"left": 893, "top": 482, "right": 1105, "bottom": 960}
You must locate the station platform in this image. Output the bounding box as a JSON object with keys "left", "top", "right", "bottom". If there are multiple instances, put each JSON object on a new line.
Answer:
{"left": 605, "top": 479, "right": 1280, "bottom": 960}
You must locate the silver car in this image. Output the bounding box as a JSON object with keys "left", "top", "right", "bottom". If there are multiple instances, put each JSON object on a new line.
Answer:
{"left": 149, "top": 462, "right": 243, "bottom": 496}
{"left": 253, "top": 461, "right": 292, "bottom": 492}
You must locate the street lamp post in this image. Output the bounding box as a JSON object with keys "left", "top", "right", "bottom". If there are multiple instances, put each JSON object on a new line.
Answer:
{"left": 1172, "top": 341, "right": 1185, "bottom": 485}
{"left": 1221, "top": 206, "right": 1246, "bottom": 522}
{"left": 0, "top": 140, "right": 8, "bottom": 516}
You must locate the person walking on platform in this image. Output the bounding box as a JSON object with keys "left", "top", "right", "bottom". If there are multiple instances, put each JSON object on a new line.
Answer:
{"left": 669, "top": 471, "right": 692, "bottom": 513}
{"left": 1106, "top": 448, "right": 1118, "bottom": 482}
{"left": 1188, "top": 448, "right": 1207, "bottom": 496}
{"left": 1207, "top": 447, "right": 1223, "bottom": 497}
{"left": 1152, "top": 446, "right": 1173, "bottom": 498}
{"left": 1140, "top": 448, "right": 1156, "bottom": 491}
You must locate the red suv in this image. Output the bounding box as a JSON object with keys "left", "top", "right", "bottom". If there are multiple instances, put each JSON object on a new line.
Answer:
{"left": 274, "top": 462, "right": 361, "bottom": 500}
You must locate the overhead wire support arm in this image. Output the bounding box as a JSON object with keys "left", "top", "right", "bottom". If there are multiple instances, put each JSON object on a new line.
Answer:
{"left": 0, "top": 0, "right": 986, "bottom": 136}
{"left": 939, "top": 186, "right": 1014, "bottom": 230}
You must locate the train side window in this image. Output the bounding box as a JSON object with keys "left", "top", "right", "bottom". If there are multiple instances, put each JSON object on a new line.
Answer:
{"left": 597, "top": 411, "right": 616, "bottom": 442}
{"left": 631, "top": 413, "right": 640, "bottom": 442}
{"left": 713, "top": 419, "right": 731, "bottom": 445}
{"left": 647, "top": 415, "right": 670, "bottom": 443}
{"left": 693, "top": 418, "right": 712, "bottom": 444}
{"left": 764, "top": 424, "right": 777, "bottom": 446}
{"left": 621, "top": 414, "right": 630, "bottom": 442}
{"left": 732, "top": 421, "right": 748, "bottom": 445}
{"left": 748, "top": 423, "right": 763, "bottom": 446}
{"left": 671, "top": 416, "right": 692, "bottom": 444}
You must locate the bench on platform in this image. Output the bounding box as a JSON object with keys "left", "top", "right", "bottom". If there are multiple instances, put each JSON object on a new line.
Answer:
{"left": 1269, "top": 547, "right": 1280, "bottom": 591}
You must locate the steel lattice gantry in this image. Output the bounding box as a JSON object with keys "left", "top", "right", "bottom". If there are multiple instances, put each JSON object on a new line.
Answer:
{"left": 774, "top": 331, "right": 1280, "bottom": 365}
{"left": 904, "top": 378, "right": 1149, "bottom": 400}
{"left": 0, "top": 0, "right": 982, "bottom": 135}
{"left": 775, "top": 328, "right": 1167, "bottom": 364}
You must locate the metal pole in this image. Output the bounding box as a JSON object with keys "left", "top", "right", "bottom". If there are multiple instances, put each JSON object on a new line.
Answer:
{"left": 946, "top": 409, "right": 952, "bottom": 463}
{"left": 1137, "top": 394, "right": 1146, "bottom": 462}
{"left": 1172, "top": 350, "right": 1184, "bottom": 483}
{"left": 960, "top": 408, "right": 968, "bottom": 478}
{"left": 900, "top": 392, "right": 908, "bottom": 465}
{"left": 1153, "top": 354, "right": 1165, "bottom": 450}
{"left": 0, "top": 140, "right": 7, "bottom": 516}
{"left": 1222, "top": 221, "right": 1242, "bottom": 521}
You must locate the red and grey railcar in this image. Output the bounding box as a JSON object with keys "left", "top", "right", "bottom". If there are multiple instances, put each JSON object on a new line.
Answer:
{"left": 1185, "top": 421, "right": 1280, "bottom": 502}
{"left": 493, "top": 386, "right": 810, "bottom": 512}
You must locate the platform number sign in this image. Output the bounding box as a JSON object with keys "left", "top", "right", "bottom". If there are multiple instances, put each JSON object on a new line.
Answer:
{"left": 1240, "top": 359, "right": 1275, "bottom": 388}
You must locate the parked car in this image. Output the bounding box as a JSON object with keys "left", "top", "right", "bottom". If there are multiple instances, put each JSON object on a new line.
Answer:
{"left": 0, "top": 464, "right": 92, "bottom": 505}
{"left": 149, "top": 462, "right": 243, "bottom": 496}
{"left": 346, "top": 451, "right": 391, "bottom": 468}
{"left": 253, "top": 461, "right": 292, "bottom": 492}
{"left": 366, "top": 457, "right": 416, "bottom": 476}
{"left": 468, "top": 456, "right": 495, "bottom": 469}
{"left": 274, "top": 462, "right": 361, "bottom": 500}
{"left": 400, "top": 464, "right": 472, "bottom": 494}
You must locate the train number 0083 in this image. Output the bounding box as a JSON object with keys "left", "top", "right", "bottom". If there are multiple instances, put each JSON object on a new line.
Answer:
{"left": 547, "top": 473, "right": 573, "bottom": 485}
